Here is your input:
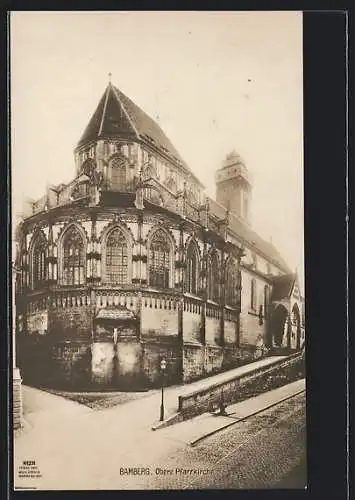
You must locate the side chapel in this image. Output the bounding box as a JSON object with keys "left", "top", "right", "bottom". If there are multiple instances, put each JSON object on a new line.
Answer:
{"left": 15, "top": 80, "right": 305, "bottom": 389}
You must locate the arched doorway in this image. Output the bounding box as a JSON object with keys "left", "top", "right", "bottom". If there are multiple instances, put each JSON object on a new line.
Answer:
{"left": 270, "top": 305, "right": 289, "bottom": 348}
{"left": 291, "top": 303, "right": 301, "bottom": 349}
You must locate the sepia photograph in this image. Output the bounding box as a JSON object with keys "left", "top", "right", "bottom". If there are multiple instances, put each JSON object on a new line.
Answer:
{"left": 10, "top": 11, "right": 305, "bottom": 490}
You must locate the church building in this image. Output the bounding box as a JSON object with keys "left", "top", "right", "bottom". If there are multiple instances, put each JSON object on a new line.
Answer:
{"left": 15, "top": 80, "right": 305, "bottom": 390}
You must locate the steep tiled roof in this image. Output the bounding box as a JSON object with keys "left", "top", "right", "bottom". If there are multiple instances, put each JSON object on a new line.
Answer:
{"left": 77, "top": 82, "right": 290, "bottom": 273}
{"left": 270, "top": 273, "right": 296, "bottom": 301}
{"left": 208, "top": 196, "right": 291, "bottom": 273}
{"left": 77, "top": 83, "right": 203, "bottom": 186}
{"left": 77, "top": 84, "right": 137, "bottom": 146}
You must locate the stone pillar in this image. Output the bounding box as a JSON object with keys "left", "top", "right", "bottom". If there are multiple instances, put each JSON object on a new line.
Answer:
{"left": 177, "top": 223, "right": 185, "bottom": 383}
{"left": 12, "top": 264, "right": 23, "bottom": 430}
{"left": 200, "top": 238, "right": 208, "bottom": 345}
{"left": 219, "top": 248, "right": 225, "bottom": 347}
{"left": 87, "top": 214, "right": 101, "bottom": 284}
{"left": 47, "top": 219, "right": 58, "bottom": 285}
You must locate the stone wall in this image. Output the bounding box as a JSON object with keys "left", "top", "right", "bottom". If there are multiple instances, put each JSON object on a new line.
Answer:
{"left": 224, "top": 319, "right": 237, "bottom": 344}
{"left": 183, "top": 343, "right": 205, "bottom": 381}
{"left": 205, "top": 316, "right": 221, "bottom": 345}
{"left": 115, "top": 340, "right": 142, "bottom": 388}
{"left": 17, "top": 333, "right": 53, "bottom": 386}
{"left": 183, "top": 309, "right": 202, "bottom": 343}
{"left": 178, "top": 351, "right": 304, "bottom": 420}
{"left": 182, "top": 342, "right": 266, "bottom": 384}
{"left": 49, "top": 305, "right": 93, "bottom": 342}
{"left": 239, "top": 310, "right": 265, "bottom": 346}
{"left": 91, "top": 340, "right": 143, "bottom": 389}
{"left": 91, "top": 342, "right": 115, "bottom": 386}
{"left": 13, "top": 368, "right": 23, "bottom": 430}
{"left": 50, "top": 342, "right": 92, "bottom": 388}
{"left": 141, "top": 301, "right": 179, "bottom": 337}
{"left": 204, "top": 344, "right": 224, "bottom": 374}
{"left": 141, "top": 337, "right": 180, "bottom": 387}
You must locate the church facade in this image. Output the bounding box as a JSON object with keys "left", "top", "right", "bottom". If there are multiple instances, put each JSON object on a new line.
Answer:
{"left": 15, "top": 81, "right": 305, "bottom": 390}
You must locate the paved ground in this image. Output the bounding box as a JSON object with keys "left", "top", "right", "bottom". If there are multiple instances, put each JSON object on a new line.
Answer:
{"left": 14, "top": 375, "right": 305, "bottom": 490}
{"left": 43, "top": 388, "right": 149, "bottom": 410}
{"left": 157, "top": 379, "right": 305, "bottom": 445}
{"left": 137, "top": 392, "right": 307, "bottom": 490}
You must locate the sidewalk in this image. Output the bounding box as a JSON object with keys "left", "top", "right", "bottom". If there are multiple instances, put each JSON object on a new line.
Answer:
{"left": 156, "top": 378, "right": 306, "bottom": 446}
{"left": 14, "top": 377, "right": 304, "bottom": 491}
{"left": 14, "top": 356, "right": 294, "bottom": 490}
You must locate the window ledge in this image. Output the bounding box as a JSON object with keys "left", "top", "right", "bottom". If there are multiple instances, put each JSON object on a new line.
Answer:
{"left": 206, "top": 299, "right": 219, "bottom": 307}
{"left": 225, "top": 304, "right": 238, "bottom": 311}
{"left": 183, "top": 292, "right": 203, "bottom": 301}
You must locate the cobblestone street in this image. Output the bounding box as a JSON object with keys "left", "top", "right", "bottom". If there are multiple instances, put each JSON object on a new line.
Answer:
{"left": 14, "top": 380, "right": 306, "bottom": 490}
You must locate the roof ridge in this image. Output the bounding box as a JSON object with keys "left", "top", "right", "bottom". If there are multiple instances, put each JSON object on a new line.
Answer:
{"left": 98, "top": 84, "right": 111, "bottom": 136}
{"left": 112, "top": 85, "right": 140, "bottom": 139}
{"left": 113, "top": 85, "right": 204, "bottom": 187}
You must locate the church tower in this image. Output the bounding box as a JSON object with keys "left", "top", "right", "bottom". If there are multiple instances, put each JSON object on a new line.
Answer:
{"left": 215, "top": 150, "right": 252, "bottom": 224}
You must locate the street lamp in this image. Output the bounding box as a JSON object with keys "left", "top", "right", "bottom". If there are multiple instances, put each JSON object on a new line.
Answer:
{"left": 159, "top": 358, "right": 167, "bottom": 421}
{"left": 12, "top": 263, "right": 23, "bottom": 429}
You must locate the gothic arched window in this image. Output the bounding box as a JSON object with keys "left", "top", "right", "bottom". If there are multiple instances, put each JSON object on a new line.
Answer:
{"left": 187, "top": 189, "right": 197, "bottom": 206}
{"left": 186, "top": 242, "right": 199, "bottom": 294}
{"left": 105, "top": 228, "right": 128, "bottom": 284}
{"left": 71, "top": 182, "right": 89, "bottom": 200}
{"left": 208, "top": 251, "right": 219, "bottom": 301}
{"left": 32, "top": 233, "right": 47, "bottom": 290}
{"left": 110, "top": 156, "right": 127, "bottom": 190}
{"left": 225, "top": 258, "right": 238, "bottom": 306}
{"left": 149, "top": 230, "right": 171, "bottom": 289}
{"left": 62, "top": 226, "right": 85, "bottom": 285}
{"left": 166, "top": 176, "right": 177, "bottom": 193}
{"left": 250, "top": 278, "right": 256, "bottom": 310}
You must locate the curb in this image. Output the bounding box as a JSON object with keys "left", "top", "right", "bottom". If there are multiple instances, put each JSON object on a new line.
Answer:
{"left": 151, "top": 412, "right": 183, "bottom": 431}
{"left": 189, "top": 386, "right": 305, "bottom": 447}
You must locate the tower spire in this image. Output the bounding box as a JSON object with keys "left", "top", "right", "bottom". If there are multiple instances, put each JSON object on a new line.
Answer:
{"left": 108, "top": 72, "right": 112, "bottom": 84}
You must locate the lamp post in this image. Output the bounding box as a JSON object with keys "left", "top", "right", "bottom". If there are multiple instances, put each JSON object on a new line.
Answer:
{"left": 12, "top": 263, "right": 23, "bottom": 429}
{"left": 159, "top": 358, "right": 167, "bottom": 421}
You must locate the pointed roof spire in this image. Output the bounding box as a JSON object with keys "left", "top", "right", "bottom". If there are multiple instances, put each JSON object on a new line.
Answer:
{"left": 77, "top": 84, "right": 138, "bottom": 147}
{"left": 75, "top": 81, "right": 204, "bottom": 187}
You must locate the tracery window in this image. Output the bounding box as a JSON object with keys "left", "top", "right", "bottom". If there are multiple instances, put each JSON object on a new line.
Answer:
{"left": 187, "top": 188, "right": 197, "bottom": 206}
{"left": 186, "top": 243, "right": 199, "bottom": 294}
{"left": 81, "top": 158, "right": 96, "bottom": 177}
{"left": 71, "top": 182, "right": 89, "bottom": 200}
{"left": 142, "top": 164, "right": 156, "bottom": 181}
{"left": 105, "top": 228, "right": 128, "bottom": 284}
{"left": 250, "top": 278, "right": 256, "bottom": 310}
{"left": 149, "top": 230, "right": 171, "bottom": 288}
{"left": 110, "top": 156, "right": 127, "bottom": 190}
{"left": 62, "top": 226, "right": 85, "bottom": 285}
{"left": 32, "top": 233, "right": 47, "bottom": 289}
{"left": 129, "top": 144, "right": 138, "bottom": 165}
{"left": 166, "top": 177, "right": 177, "bottom": 193}
{"left": 208, "top": 251, "right": 219, "bottom": 301}
{"left": 225, "top": 258, "right": 238, "bottom": 306}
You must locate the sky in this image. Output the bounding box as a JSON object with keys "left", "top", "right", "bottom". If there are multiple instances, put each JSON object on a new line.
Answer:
{"left": 10, "top": 11, "right": 304, "bottom": 290}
